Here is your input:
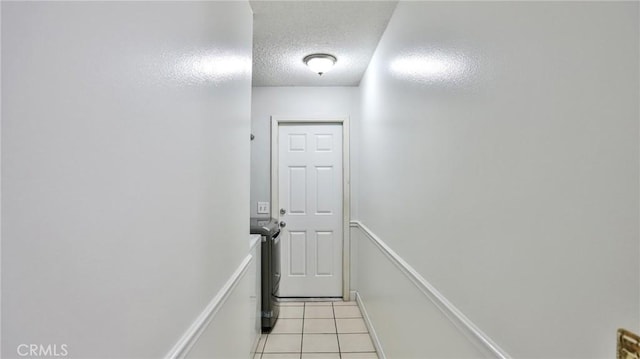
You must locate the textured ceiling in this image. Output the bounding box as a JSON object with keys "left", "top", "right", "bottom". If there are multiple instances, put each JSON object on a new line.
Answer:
{"left": 250, "top": 1, "right": 398, "bottom": 87}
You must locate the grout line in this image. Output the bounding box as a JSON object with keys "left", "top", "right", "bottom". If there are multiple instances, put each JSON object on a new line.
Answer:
{"left": 300, "top": 303, "right": 305, "bottom": 359}
{"left": 332, "top": 302, "right": 342, "bottom": 358}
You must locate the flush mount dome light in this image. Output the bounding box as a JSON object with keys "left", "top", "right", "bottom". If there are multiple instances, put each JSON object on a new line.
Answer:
{"left": 303, "top": 54, "right": 337, "bottom": 76}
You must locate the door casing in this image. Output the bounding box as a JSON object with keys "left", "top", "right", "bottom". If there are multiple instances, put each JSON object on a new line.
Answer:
{"left": 271, "top": 116, "right": 350, "bottom": 300}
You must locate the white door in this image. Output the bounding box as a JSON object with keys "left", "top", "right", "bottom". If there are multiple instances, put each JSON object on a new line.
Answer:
{"left": 278, "top": 123, "right": 343, "bottom": 297}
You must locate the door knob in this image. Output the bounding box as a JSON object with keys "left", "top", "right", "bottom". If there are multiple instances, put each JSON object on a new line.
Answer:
{"left": 280, "top": 208, "right": 287, "bottom": 215}
{"left": 279, "top": 221, "right": 286, "bottom": 228}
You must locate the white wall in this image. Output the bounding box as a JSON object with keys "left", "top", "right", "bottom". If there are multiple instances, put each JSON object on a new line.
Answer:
{"left": 248, "top": 236, "right": 262, "bottom": 357}
{"left": 186, "top": 273, "right": 251, "bottom": 359}
{"left": 352, "top": 225, "right": 494, "bottom": 358}
{"left": 250, "top": 87, "right": 360, "bottom": 218}
{"left": 2, "top": 2, "right": 253, "bottom": 358}
{"left": 186, "top": 237, "right": 260, "bottom": 359}
{"left": 355, "top": 2, "right": 639, "bottom": 358}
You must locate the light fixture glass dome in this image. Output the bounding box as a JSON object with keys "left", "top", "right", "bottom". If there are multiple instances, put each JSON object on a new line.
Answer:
{"left": 303, "top": 54, "right": 337, "bottom": 76}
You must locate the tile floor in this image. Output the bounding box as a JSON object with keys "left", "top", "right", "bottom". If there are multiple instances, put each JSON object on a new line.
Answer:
{"left": 254, "top": 300, "right": 378, "bottom": 359}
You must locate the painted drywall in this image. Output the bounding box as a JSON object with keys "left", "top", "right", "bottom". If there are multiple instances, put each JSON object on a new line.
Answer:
{"left": 2, "top": 2, "right": 253, "bottom": 358}
{"left": 356, "top": 2, "right": 639, "bottom": 358}
{"left": 186, "top": 274, "right": 250, "bottom": 359}
{"left": 352, "top": 225, "right": 493, "bottom": 358}
{"left": 249, "top": 236, "right": 262, "bottom": 357}
{"left": 250, "top": 86, "right": 360, "bottom": 218}
{"left": 186, "top": 242, "right": 258, "bottom": 359}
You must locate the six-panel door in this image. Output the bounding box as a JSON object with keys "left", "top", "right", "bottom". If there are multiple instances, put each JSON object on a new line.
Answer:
{"left": 278, "top": 123, "right": 343, "bottom": 297}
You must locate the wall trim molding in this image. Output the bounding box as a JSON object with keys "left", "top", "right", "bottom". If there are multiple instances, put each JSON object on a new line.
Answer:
{"left": 165, "top": 254, "right": 253, "bottom": 359}
{"left": 355, "top": 292, "right": 387, "bottom": 359}
{"left": 350, "top": 220, "right": 511, "bottom": 359}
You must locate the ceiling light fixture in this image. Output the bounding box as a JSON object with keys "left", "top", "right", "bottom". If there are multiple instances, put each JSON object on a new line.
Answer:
{"left": 303, "top": 54, "right": 337, "bottom": 76}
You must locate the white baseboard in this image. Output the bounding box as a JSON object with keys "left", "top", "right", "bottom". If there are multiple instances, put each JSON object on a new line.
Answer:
{"left": 165, "top": 254, "right": 253, "bottom": 359}
{"left": 350, "top": 220, "right": 511, "bottom": 359}
{"left": 355, "top": 292, "right": 386, "bottom": 359}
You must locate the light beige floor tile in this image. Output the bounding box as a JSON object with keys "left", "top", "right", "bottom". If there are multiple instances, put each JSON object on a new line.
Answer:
{"left": 301, "top": 334, "right": 339, "bottom": 353}
{"left": 333, "top": 306, "right": 362, "bottom": 318}
{"left": 341, "top": 353, "right": 379, "bottom": 359}
{"left": 305, "top": 301, "right": 333, "bottom": 306}
{"left": 303, "top": 319, "right": 336, "bottom": 334}
{"left": 333, "top": 301, "right": 357, "bottom": 306}
{"left": 279, "top": 301, "right": 305, "bottom": 307}
{"left": 280, "top": 306, "right": 305, "bottom": 319}
{"left": 256, "top": 334, "right": 267, "bottom": 352}
{"left": 271, "top": 319, "right": 303, "bottom": 334}
{"left": 336, "top": 318, "right": 368, "bottom": 333}
{"left": 338, "top": 333, "right": 375, "bottom": 352}
{"left": 263, "top": 334, "right": 302, "bottom": 353}
{"left": 253, "top": 353, "right": 262, "bottom": 359}
{"left": 302, "top": 353, "right": 340, "bottom": 359}
{"left": 304, "top": 306, "right": 334, "bottom": 319}
{"left": 261, "top": 354, "right": 300, "bottom": 359}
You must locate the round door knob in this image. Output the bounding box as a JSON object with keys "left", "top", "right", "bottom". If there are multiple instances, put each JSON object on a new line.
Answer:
{"left": 279, "top": 221, "right": 286, "bottom": 228}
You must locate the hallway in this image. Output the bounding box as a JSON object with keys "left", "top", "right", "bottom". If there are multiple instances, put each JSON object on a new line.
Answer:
{"left": 1, "top": 1, "right": 638, "bottom": 358}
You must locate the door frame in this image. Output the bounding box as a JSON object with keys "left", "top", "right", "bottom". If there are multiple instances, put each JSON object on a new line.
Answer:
{"left": 270, "top": 116, "right": 351, "bottom": 300}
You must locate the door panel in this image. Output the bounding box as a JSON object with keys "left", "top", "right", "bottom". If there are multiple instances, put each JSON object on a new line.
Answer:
{"left": 288, "top": 167, "right": 307, "bottom": 214}
{"left": 316, "top": 231, "right": 334, "bottom": 276}
{"left": 289, "top": 231, "right": 306, "bottom": 276}
{"left": 288, "top": 134, "right": 307, "bottom": 151}
{"left": 316, "top": 166, "right": 334, "bottom": 214}
{"left": 278, "top": 123, "right": 343, "bottom": 297}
